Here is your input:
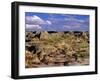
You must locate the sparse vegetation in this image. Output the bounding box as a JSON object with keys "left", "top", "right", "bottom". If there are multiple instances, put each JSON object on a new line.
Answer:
{"left": 25, "top": 31, "right": 89, "bottom": 68}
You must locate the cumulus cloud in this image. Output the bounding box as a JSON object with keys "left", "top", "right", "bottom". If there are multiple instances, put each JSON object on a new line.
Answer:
{"left": 26, "top": 24, "right": 41, "bottom": 29}
{"left": 46, "top": 20, "right": 52, "bottom": 25}
{"left": 26, "top": 15, "right": 52, "bottom": 25}
{"left": 25, "top": 13, "right": 89, "bottom": 31}
{"left": 26, "top": 24, "right": 43, "bottom": 31}
{"left": 25, "top": 15, "right": 52, "bottom": 31}
{"left": 47, "top": 15, "right": 89, "bottom": 31}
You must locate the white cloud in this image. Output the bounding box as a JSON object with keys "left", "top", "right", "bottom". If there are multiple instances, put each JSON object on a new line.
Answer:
{"left": 32, "top": 15, "right": 42, "bottom": 20}
{"left": 25, "top": 15, "right": 52, "bottom": 31}
{"left": 63, "top": 25, "right": 72, "bottom": 29}
{"left": 26, "top": 15, "right": 52, "bottom": 25}
{"left": 26, "top": 24, "right": 41, "bottom": 29}
{"left": 46, "top": 20, "right": 52, "bottom": 25}
{"left": 26, "top": 24, "right": 43, "bottom": 31}
{"left": 63, "top": 23, "right": 81, "bottom": 29}
{"left": 65, "top": 17, "right": 85, "bottom": 23}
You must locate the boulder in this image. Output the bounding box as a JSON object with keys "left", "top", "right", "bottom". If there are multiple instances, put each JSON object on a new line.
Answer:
{"left": 40, "top": 31, "right": 49, "bottom": 40}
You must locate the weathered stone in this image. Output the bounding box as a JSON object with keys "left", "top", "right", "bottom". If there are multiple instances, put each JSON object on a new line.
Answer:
{"left": 40, "top": 31, "right": 49, "bottom": 40}
{"left": 25, "top": 31, "right": 89, "bottom": 68}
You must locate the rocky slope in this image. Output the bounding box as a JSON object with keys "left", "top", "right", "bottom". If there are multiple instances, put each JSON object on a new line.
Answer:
{"left": 25, "top": 31, "right": 89, "bottom": 68}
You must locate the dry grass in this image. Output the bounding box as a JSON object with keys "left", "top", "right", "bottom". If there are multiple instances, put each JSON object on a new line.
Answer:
{"left": 25, "top": 31, "right": 89, "bottom": 68}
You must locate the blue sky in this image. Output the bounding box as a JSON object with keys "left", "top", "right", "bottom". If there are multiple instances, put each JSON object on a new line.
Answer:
{"left": 25, "top": 12, "right": 89, "bottom": 31}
